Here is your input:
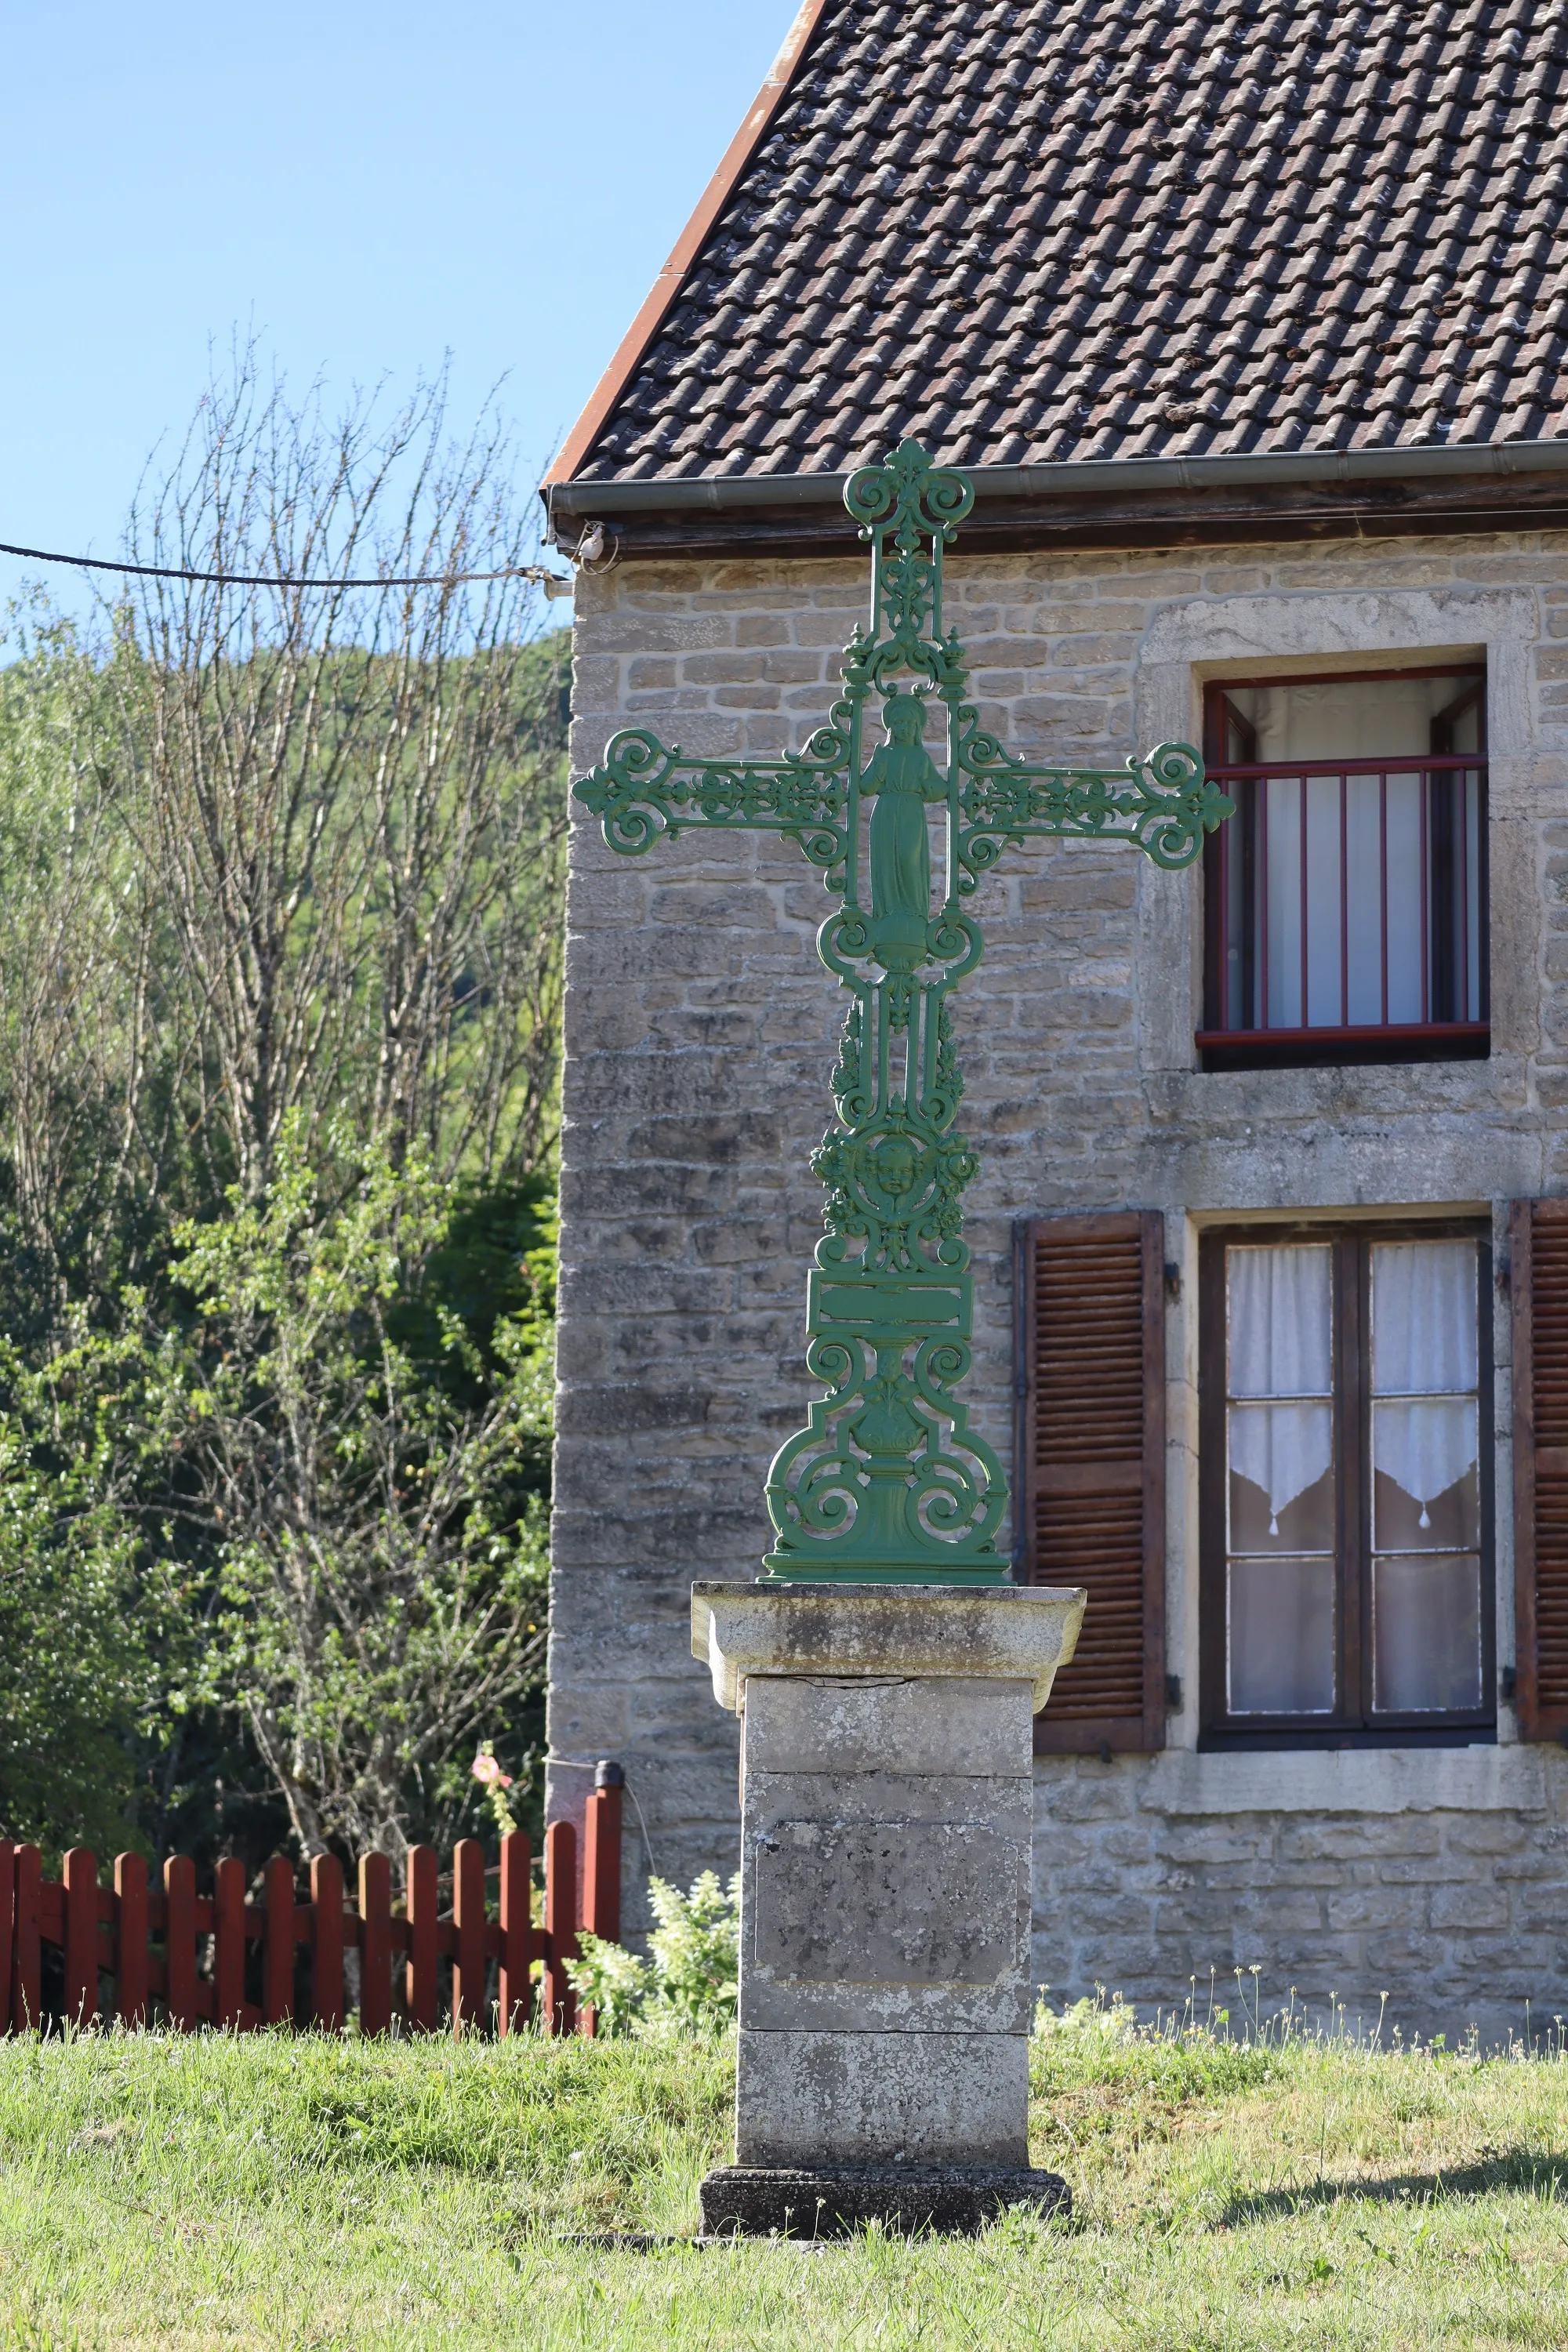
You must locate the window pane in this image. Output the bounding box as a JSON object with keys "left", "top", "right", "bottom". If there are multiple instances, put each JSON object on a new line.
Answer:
{"left": 1382, "top": 771, "right": 1425, "bottom": 1025}
{"left": 1230, "top": 677, "right": 1479, "bottom": 761}
{"left": 1227, "top": 1246, "right": 1332, "bottom": 1396}
{"left": 1229, "top": 1558, "right": 1335, "bottom": 1713}
{"left": 1372, "top": 1401, "right": 1479, "bottom": 1549}
{"left": 1371, "top": 1241, "right": 1477, "bottom": 1394}
{"left": 1373, "top": 1555, "right": 1483, "bottom": 1712}
{"left": 1345, "top": 779, "right": 1385, "bottom": 1025}
{"left": 1229, "top": 1403, "right": 1334, "bottom": 1548}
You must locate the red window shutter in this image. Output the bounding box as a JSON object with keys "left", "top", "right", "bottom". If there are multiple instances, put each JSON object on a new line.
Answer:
{"left": 1023, "top": 1211, "right": 1165, "bottom": 1754}
{"left": 1512, "top": 1199, "right": 1568, "bottom": 1739}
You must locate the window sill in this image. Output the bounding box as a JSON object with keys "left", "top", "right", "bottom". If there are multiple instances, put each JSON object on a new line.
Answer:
{"left": 1196, "top": 1022, "right": 1490, "bottom": 1072}
{"left": 1098, "top": 1744, "right": 1541, "bottom": 1817}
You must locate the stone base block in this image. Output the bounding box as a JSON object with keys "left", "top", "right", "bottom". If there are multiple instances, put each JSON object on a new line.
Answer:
{"left": 699, "top": 2164, "right": 1070, "bottom": 2240}
{"left": 736, "top": 2027, "right": 1029, "bottom": 2166}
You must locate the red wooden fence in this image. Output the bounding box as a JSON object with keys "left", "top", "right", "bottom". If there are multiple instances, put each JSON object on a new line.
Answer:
{"left": 0, "top": 1766, "right": 622, "bottom": 2038}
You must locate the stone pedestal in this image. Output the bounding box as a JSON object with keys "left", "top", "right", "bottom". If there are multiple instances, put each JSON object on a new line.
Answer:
{"left": 690, "top": 1580, "right": 1086, "bottom": 2238}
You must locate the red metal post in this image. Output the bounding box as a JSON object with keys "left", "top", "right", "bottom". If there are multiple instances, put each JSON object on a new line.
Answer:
{"left": 114, "top": 1853, "right": 149, "bottom": 2028}
{"left": 1419, "top": 764, "right": 1430, "bottom": 1023}
{"left": 358, "top": 1853, "right": 393, "bottom": 2036}
{"left": 213, "top": 1856, "right": 249, "bottom": 2030}
{"left": 310, "top": 1854, "right": 345, "bottom": 2031}
{"left": 451, "top": 1838, "right": 486, "bottom": 2038}
{"left": 1379, "top": 775, "right": 1389, "bottom": 1026}
{"left": 0, "top": 1842, "right": 12, "bottom": 2034}
{"left": 405, "top": 1845, "right": 439, "bottom": 2031}
{"left": 498, "top": 1830, "right": 532, "bottom": 2037}
{"left": 1259, "top": 781, "right": 1270, "bottom": 1029}
{"left": 1217, "top": 803, "right": 1230, "bottom": 1029}
{"left": 1461, "top": 768, "right": 1472, "bottom": 1018}
{"left": 1338, "top": 772, "right": 1348, "bottom": 1028}
{"left": 1298, "top": 771, "right": 1308, "bottom": 1028}
{"left": 164, "top": 1855, "right": 198, "bottom": 2030}
{"left": 64, "top": 1849, "right": 99, "bottom": 2028}
{"left": 12, "top": 1846, "right": 40, "bottom": 2030}
{"left": 542, "top": 1820, "right": 578, "bottom": 2038}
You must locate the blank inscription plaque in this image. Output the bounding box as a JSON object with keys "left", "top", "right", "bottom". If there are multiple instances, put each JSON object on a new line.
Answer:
{"left": 751, "top": 1818, "right": 1023, "bottom": 1987}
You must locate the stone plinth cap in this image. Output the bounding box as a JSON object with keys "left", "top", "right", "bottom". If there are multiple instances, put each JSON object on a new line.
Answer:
{"left": 691, "top": 1581, "right": 1087, "bottom": 1715}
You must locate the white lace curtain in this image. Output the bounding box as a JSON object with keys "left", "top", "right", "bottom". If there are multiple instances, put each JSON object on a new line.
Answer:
{"left": 1227, "top": 1240, "right": 1479, "bottom": 1535}
{"left": 1227, "top": 1247, "right": 1333, "bottom": 1532}
{"left": 1370, "top": 1240, "right": 1478, "bottom": 1525}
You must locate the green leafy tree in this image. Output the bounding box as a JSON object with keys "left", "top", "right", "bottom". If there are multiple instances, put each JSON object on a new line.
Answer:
{"left": 151, "top": 1122, "right": 552, "bottom": 1856}
{"left": 0, "top": 351, "right": 568, "bottom": 1860}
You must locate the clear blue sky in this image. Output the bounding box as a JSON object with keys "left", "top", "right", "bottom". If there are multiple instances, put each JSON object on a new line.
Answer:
{"left": 0, "top": 1, "right": 797, "bottom": 626}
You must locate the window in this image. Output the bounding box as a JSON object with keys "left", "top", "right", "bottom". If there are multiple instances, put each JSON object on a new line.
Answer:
{"left": 1199, "top": 1225, "right": 1494, "bottom": 1744}
{"left": 1199, "top": 666, "right": 1489, "bottom": 1069}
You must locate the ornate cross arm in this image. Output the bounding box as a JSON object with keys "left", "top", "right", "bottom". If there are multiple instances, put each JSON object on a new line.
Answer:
{"left": 956, "top": 735, "right": 1236, "bottom": 880}
{"left": 573, "top": 715, "right": 854, "bottom": 875}
{"left": 572, "top": 440, "right": 1233, "bottom": 1587}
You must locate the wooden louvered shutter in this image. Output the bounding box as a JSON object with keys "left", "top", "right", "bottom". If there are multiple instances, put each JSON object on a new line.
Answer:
{"left": 1022, "top": 1211, "right": 1165, "bottom": 1754}
{"left": 1512, "top": 1199, "right": 1568, "bottom": 1738}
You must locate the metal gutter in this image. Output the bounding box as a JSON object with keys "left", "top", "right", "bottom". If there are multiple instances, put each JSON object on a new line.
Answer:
{"left": 547, "top": 437, "right": 1568, "bottom": 524}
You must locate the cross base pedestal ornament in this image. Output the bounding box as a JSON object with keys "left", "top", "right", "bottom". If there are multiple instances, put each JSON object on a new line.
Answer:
{"left": 575, "top": 441, "right": 1231, "bottom": 2234}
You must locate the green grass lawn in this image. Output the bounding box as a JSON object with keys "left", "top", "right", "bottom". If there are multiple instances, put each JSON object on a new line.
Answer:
{"left": 3, "top": 2012, "right": 1568, "bottom": 2349}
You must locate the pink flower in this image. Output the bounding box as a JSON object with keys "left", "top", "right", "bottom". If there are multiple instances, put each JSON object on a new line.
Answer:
{"left": 472, "top": 1748, "right": 512, "bottom": 1791}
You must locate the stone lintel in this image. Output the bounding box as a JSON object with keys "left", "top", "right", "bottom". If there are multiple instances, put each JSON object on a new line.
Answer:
{"left": 691, "top": 1580, "right": 1087, "bottom": 1714}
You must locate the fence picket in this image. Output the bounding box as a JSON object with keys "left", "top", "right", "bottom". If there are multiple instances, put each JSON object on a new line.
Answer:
{"left": 213, "top": 1857, "right": 248, "bottom": 2029}
{"left": 115, "top": 1853, "right": 149, "bottom": 2027}
{"left": 310, "top": 1854, "right": 344, "bottom": 2030}
{"left": 64, "top": 1848, "right": 98, "bottom": 2027}
{"left": 542, "top": 1820, "right": 579, "bottom": 2037}
{"left": 13, "top": 1846, "right": 40, "bottom": 2029}
{"left": 498, "top": 1830, "right": 531, "bottom": 2036}
{"left": 261, "top": 1857, "right": 295, "bottom": 2024}
{"left": 583, "top": 1777, "right": 622, "bottom": 1944}
{"left": 0, "top": 1843, "right": 13, "bottom": 2034}
{"left": 405, "top": 1845, "right": 439, "bottom": 2031}
{"left": 451, "top": 1840, "right": 485, "bottom": 2038}
{"left": 0, "top": 1764, "right": 622, "bottom": 2038}
{"left": 163, "top": 1856, "right": 198, "bottom": 2028}
{"left": 358, "top": 1853, "right": 392, "bottom": 2035}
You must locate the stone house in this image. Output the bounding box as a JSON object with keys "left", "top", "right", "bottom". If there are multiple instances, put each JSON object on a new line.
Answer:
{"left": 542, "top": 0, "right": 1568, "bottom": 2042}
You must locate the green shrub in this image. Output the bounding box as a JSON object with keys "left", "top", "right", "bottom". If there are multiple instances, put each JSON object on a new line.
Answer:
{"left": 567, "top": 1871, "right": 739, "bottom": 2038}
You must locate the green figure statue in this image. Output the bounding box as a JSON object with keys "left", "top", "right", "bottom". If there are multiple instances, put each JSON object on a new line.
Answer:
{"left": 574, "top": 439, "right": 1233, "bottom": 1584}
{"left": 865, "top": 690, "right": 946, "bottom": 975}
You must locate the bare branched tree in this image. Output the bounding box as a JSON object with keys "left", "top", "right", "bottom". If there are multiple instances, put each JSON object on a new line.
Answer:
{"left": 0, "top": 350, "right": 566, "bottom": 1303}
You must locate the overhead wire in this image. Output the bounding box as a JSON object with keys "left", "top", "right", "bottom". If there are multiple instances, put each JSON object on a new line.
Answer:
{"left": 0, "top": 539, "right": 574, "bottom": 593}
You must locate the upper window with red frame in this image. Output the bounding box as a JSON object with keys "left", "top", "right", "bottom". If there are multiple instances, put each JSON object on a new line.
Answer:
{"left": 1199, "top": 665, "right": 1487, "bottom": 1069}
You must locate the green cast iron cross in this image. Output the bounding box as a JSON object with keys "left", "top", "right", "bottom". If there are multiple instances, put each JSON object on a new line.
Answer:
{"left": 575, "top": 441, "right": 1232, "bottom": 1586}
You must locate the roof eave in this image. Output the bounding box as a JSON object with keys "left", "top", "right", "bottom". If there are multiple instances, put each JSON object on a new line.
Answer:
{"left": 550, "top": 437, "right": 1568, "bottom": 517}
{"left": 544, "top": 438, "right": 1568, "bottom": 560}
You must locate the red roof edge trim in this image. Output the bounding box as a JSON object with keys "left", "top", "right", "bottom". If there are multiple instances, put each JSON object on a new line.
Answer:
{"left": 542, "top": 0, "right": 834, "bottom": 501}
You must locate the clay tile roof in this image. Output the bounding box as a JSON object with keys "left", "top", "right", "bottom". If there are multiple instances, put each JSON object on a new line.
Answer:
{"left": 560, "top": 0, "right": 1568, "bottom": 485}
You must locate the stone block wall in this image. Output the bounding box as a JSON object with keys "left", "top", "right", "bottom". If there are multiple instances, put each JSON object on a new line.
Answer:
{"left": 550, "top": 523, "right": 1568, "bottom": 2034}
{"left": 1033, "top": 1749, "right": 1568, "bottom": 2047}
